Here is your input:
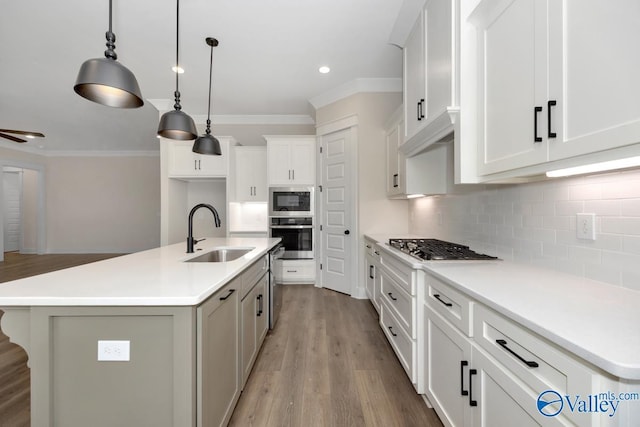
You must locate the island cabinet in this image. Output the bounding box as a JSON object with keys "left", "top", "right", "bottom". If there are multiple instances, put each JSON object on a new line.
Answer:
{"left": 423, "top": 275, "right": 599, "bottom": 427}
{"left": 469, "top": 0, "right": 640, "bottom": 178}
{"left": 197, "top": 278, "right": 241, "bottom": 427}
{"left": 240, "top": 257, "right": 269, "bottom": 386}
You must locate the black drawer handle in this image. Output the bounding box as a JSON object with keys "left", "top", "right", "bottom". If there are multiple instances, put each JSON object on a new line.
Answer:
{"left": 496, "top": 339, "right": 539, "bottom": 368}
{"left": 388, "top": 326, "right": 397, "bottom": 337}
{"left": 548, "top": 100, "right": 557, "bottom": 138}
{"left": 219, "top": 289, "right": 236, "bottom": 301}
{"left": 534, "top": 106, "right": 542, "bottom": 142}
{"left": 460, "top": 361, "right": 468, "bottom": 396}
{"left": 469, "top": 369, "right": 477, "bottom": 407}
{"left": 387, "top": 292, "right": 397, "bottom": 301}
{"left": 433, "top": 294, "right": 453, "bottom": 307}
{"left": 369, "top": 265, "right": 374, "bottom": 279}
{"left": 393, "top": 173, "right": 399, "bottom": 188}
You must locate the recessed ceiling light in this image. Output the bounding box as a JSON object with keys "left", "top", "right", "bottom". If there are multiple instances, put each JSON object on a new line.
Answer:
{"left": 172, "top": 66, "right": 185, "bottom": 74}
{"left": 25, "top": 135, "right": 35, "bottom": 139}
{"left": 319, "top": 66, "right": 330, "bottom": 74}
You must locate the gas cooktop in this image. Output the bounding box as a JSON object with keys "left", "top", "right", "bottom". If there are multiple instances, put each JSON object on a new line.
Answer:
{"left": 388, "top": 238, "right": 499, "bottom": 261}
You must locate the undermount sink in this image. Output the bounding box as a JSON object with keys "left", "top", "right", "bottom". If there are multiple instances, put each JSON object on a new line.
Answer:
{"left": 185, "top": 247, "right": 254, "bottom": 263}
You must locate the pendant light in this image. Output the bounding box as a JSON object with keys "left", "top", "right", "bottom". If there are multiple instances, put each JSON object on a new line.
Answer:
{"left": 74, "top": 0, "right": 143, "bottom": 108}
{"left": 192, "top": 38, "right": 222, "bottom": 155}
{"left": 157, "top": 0, "right": 197, "bottom": 140}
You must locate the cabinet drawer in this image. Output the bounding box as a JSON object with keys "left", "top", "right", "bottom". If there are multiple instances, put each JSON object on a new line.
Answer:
{"left": 473, "top": 304, "right": 596, "bottom": 424}
{"left": 274, "top": 259, "right": 315, "bottom": 283}
{"left": 426, "top": 274, "right": 473, "bottom": 336}
{"left": 380, "top": 268, "right": 416, "bottom": 339}
{"left": 379, "top": 251, "right": 416, "bottom": 295}
{"left": 380, "top": 300, "right": 416, "bottom": 383}
{"left": 241, "top": 256, "right": 267, "bottom": 298}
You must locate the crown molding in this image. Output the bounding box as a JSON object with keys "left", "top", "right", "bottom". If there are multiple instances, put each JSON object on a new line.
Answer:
{"left": 0, "top": 141, "right": 159, "bottom": 158}
{"left": 308, "top": 78, "right": 402, "bottom": 110}
{"left": 192, "top": 114, "right": 315, "bottom": 125}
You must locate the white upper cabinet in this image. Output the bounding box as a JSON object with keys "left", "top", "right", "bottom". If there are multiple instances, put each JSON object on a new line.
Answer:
{"left": 401, "top": 0, "right": 459, "bottom": 156}
{"left": 234, "top": 146, "right": 267, "bottom": 202}
{"left": 265, "top": 136, "right": 316, "bottom": 186}
{"left": 168, "top": 138, "right": 232, "bottom": 178}
{"left": 470, "top": 0, "right": 640, "bottom": 177}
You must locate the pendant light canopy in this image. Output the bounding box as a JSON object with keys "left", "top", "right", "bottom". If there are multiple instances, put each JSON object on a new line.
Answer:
{"left": 157, "top": 0, "right": 197, "bottom": 140}
{"left": 74, "top": 0, "right": 143, "bottom": 108}
{"left": 192, "top": 37, "right": 222, "bottom": 155}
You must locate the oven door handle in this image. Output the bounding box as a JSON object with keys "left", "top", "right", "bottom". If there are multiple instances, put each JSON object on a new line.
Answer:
{"left": 270, "top": 225, "right": 313, "bottom": 229}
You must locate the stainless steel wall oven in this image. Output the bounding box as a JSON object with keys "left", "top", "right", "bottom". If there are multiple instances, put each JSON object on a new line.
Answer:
{"left": 269, "top": 217, "right": 313, "bottom": 259}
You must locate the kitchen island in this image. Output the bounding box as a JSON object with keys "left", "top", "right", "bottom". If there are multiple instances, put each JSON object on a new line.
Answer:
{"left": 0, "top": 237, "right": 280, "bottom": 427}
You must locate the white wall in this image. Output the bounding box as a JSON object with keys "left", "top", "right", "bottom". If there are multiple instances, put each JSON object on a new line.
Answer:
{"left": 409, "top": 168, "right": 640, "bottom": 291}
{"left": 21, "top": 168, "right": 38, "bottom": 252}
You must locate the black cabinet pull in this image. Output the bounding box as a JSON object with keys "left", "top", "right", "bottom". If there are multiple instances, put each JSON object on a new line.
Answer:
{"left": 393, "top": 173, "right": 399, "bottom": 188}
{"left": 417, "top": 100, "right": 422, "bottom": 121}
{"left": 534, "top": 106, "right": 542, "bottom": 142}
{"left": 388, "top": 326, "right": 397, "bottom": 337}
{"left": 460, "top": 361, "right": 469, "bottom": 396}
{"left": 257, "top": 294, "right": 263, "bottom": 316}
{"left": 219, "top": 289, "right": 235, "bottom": 301}
{"left": 469, "top": 369, "right": 478, "bottom": 407}
{"left": 434, "top": 294, "right": 453, "bottom": 307}
{"left": 548, "top": 100, "right": 557, "bottom": 138}
{"left": 369, "top": 265, "right": 374, "bottom": 279}
{"left": 366, "top": 244, "right": 372, "bottom": 249}
{"left": 374, "top": 251, "right": 380, "bottom": 256}
{"left": 496, "top": 339, "right": 539, "bottom": 367}
{"left": 387, "top": 292, "right": 397, "bottom": 301}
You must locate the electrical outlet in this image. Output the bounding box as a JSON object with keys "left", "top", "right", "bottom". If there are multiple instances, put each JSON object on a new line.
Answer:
{"left": 97, "top": 340, "right": 130, "bottom": 361}
{"left": 576, "top": 213, "right": 596, "bottom": 241}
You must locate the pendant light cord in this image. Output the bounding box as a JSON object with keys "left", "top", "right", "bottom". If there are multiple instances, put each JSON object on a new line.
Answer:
{"left": 205, "top": 43, "right": 213, "bottom": 134}
{"left": 104, "top": 0, "right": 117, "bottom": 60}
{"left": 173, "top": 0, "right": 181, "bottom": 110}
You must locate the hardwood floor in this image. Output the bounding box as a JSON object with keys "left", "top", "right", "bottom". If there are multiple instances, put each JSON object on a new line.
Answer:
{"left": 229, "top": 285, "right": 443, "bottom": 427}
{"left": 0, "top": 253, "right": 442, "bottom": 426}
{"left": 0, "top": 252, "right": 123, "bottom": 427}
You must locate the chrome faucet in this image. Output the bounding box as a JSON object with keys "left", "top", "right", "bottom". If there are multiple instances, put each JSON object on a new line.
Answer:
{"left": 187, "top": 203, "right": 221, "bottom": 253}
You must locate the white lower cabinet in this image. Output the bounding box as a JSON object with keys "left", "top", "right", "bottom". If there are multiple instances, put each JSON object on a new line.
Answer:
{"left": 273, "top": 259, "right": 315, "bottom": 284}
{"left": 423, "top": 275, "right": 599, "bottom": 427}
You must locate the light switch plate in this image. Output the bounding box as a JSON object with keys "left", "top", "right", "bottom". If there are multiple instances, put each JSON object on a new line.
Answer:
{"left": 97, "top": 340, "right": 130, "bottom": 361}
{"left": 576, "top": 213, "right": 596, "bottom": 240}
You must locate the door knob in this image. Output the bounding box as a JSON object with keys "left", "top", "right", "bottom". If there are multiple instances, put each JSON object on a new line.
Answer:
{"left": 344, "top": 230, "right": 350, "bottom": 235}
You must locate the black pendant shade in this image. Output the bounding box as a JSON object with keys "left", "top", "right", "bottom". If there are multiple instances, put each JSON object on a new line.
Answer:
{"left": 74, "top": 0, "right": 143, "bottom": 108}
{"left": 192, "top": 37, "right": 222, "bottom": 155}
{"left": 157, "top": 0, "right": 197, "bottom": 140}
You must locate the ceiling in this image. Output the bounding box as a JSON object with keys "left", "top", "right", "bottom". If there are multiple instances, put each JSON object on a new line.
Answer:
{"left": 1, "top": 0, "right": 404, "bottom": 152}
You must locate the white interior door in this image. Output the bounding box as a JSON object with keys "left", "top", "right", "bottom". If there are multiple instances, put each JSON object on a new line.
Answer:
{"left": 319, "top": 128, "right": 355, "bottom": 295}
{"left": 3, "top": 170, "right": 22, "bottom": 252}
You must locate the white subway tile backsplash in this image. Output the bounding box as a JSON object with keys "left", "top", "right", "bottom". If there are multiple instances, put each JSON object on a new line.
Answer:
{"left": 408, "top": 168, "right": 640, "bottom": 292}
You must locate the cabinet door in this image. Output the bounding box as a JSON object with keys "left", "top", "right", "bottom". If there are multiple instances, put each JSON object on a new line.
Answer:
{"left": 241, "top": 286, "right": 258, "bottom": 386}
{"left": 198, "top": 139, "right": 228, "bottom": 176}
{"left": 169, "top": 140, "right": 229, "bottom": 177}
{"left": 255, "top": 275, "right": 269, "bottom": 346}
{"left": 267, "top": 141, "right": 292, "bottom": 185}
{"left": 471, "top": 347, "right": 570, "bottom": 427}
{"left": 404, "top": 12, "right": 426, "bottom": 140}
{"left": 169, "top": 144, "right": 200, "bottom": 176}
{"left": 386, "top": 120, "right": 406, "bottom": 197}
{"left": 235, "top": 147, "right": 267, "bottom": 202}
{"left": 473, "top": 0, "right": 549, "bottom": 175}
{"left": 198, "top": 281, "right": 240, "bottom": 427}
{"left": 425, "top": 306, "right": 472, "bottom": 427}
{"left": 290, "top": 140, "right": 316, "bottom": 185}
{"left": 424, "top": 0, "right": 454, "bottom": 124}
{"left": 548, "top": 0, "right": 640, "bottom": 161}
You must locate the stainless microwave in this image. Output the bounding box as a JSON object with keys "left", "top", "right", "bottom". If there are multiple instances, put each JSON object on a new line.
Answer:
{"left": 269, "top": 187, "right": 314, "bottom": 217}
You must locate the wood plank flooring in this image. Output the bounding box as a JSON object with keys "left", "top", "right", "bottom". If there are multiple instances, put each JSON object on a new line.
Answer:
{"left": 0, "top": 253, "right": 443, "bottom": 426}
{"left": 0, "top": 252, "right": 123, "bottom": 427}
{"left": 229, "top": 285, "right": 443, "bottom": 427}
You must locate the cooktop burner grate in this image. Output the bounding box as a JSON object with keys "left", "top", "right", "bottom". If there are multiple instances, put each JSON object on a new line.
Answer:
{"left": 388, "top": 238, "right": 499, "bottom": 261}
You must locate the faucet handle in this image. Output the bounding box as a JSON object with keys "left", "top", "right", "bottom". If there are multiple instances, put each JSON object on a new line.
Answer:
{"left": 194, "top": 238, "right": 206, "bottom": 245}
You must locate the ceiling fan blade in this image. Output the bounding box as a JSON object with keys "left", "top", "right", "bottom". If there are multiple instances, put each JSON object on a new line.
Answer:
{"left": 0, "top": 129, "right": 45, "bottom": 138}
{"left": 0, "top": 132, "right": 27, "bottom": 143}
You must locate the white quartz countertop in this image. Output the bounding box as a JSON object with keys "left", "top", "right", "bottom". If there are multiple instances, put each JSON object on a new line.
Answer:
{"left": 0, "top": 237, "right": 281, "bottom": 307}
{"left": 366, "top": 234, "right": 640, "bottom": 380}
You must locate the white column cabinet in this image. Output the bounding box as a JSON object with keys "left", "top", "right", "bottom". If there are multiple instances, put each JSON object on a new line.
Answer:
{"left": 265, "top": 136, "right": 316, "bottom": 186}
{"left": 471, "top": 0, "right": 640, "bottom": 177}
{"left": 401, "top": 0, "right": 459, "bottom": 155}
{"left": 364, "top": 238, "right": 381, "bottom": 313}
{"left": 168, "top": 139, "right": 231, "bottom": 178}
{"left": 234, "top": 146, "right": 267, "bottom": 202}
